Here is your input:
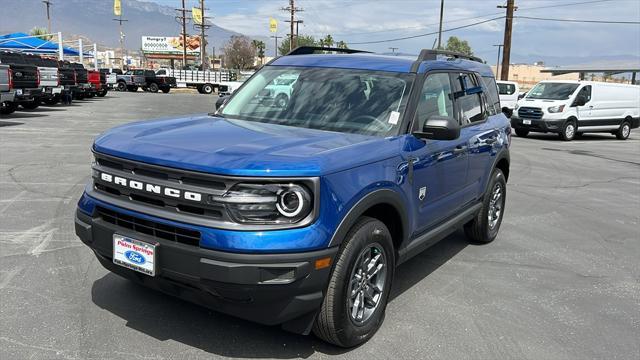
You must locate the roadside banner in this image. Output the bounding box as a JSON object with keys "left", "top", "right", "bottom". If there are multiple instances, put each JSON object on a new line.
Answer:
{"left": 269, "top": 18, "right": 278, "bottom": 33}
{"left": 192, "top": 7, "right": 203, "bottom": 25}
{"left": 114, "top": 0, "right": 121, "bottom": 16}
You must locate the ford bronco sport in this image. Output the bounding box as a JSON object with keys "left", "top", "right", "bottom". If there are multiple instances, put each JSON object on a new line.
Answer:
{"left": 75, "top": 47, "right": 510, "bottom": 347}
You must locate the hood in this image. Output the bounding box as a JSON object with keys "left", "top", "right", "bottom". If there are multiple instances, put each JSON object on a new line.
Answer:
{"left": 93, "top": 114, "right": 401, "bottom": 177}
{"left": 518, "top": 97, "right": 567, "bottom": 107}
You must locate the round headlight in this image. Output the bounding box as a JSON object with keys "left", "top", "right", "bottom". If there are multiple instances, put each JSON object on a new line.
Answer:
{"left": 276, "top": 185, "right": 309, "bottom": 218}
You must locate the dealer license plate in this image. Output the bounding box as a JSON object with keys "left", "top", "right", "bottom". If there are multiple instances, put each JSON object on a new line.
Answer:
{"left": 113, "top": 234, "right": 156, "bottom": 276}
{"left": 523, "top": 119, "right": 532, "bottom": 125}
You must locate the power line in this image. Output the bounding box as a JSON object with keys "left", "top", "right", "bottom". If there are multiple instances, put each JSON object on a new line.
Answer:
{"left": 514, "top": 15, "right": 640, "bottom": 24}
{"left": 348, "top": 16, "right": 504, "bottom": 45}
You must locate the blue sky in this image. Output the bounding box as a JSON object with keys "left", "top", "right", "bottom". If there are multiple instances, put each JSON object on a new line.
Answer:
{"left": 144, "top": 0, "right": 640, "bottom": 60}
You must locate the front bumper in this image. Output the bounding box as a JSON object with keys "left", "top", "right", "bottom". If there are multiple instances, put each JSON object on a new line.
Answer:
{"left": 75, "top": 205, "right": 337, "bottom": 332}
{"left": 511, "top": 116, "right": 564, "bottom": 133}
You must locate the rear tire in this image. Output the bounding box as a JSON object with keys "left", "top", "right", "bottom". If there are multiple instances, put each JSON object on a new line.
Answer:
{"left": 559, "top": 120, "right": 576, "bottom": 141}
{"left": 1, "top": 101, "right": 17, "bottom": 115}
{"left": 201, "top": 83, "right": 214, "bottom": 94}
{"left": 21, "top": 100, "right": 40, "bottom": 110}
{"left": 616, "top": 121, "right": 631, "bottom": 140}
{"left": 275, "top": 93, "right": 289, "bottom": 108}
{"left": 515, "top": 129, "right": 529, "bottom": 137}
{"left": 313, "top": 217, "right": 394, "bottom": 348}
{"left": 116, "top": 82, "right": 126, "bottom": 92}
{"left": 161, "top": 87, "right": 170, "bottom": 94}
{"left": 96, "top": 89, "right": 107, "bottom": 97}
{"left": 464, "top": 169, "right": 506, "bottom": 244}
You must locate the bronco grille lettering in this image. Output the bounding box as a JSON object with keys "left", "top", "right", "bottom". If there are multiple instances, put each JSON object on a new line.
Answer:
{"left": 98, "top": 171, "right": 202, "bottom": 202}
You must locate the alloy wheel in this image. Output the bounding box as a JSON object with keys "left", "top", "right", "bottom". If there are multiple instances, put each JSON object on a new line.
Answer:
{"left": 347, "top": 243, "right": 387, "bottom": 325}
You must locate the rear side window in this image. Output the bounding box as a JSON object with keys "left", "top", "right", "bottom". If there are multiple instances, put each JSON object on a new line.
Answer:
{"left": 414, "top": 73, "right": 455, "bottom": 131}
{"left": 451, "top": 73, "right": 484, "bottom": 125}
{"left": 497, "top": 83, "right": 516, "bottom": 95}
{"left": 481, "top": 76, "right": 500, "bottom": 115}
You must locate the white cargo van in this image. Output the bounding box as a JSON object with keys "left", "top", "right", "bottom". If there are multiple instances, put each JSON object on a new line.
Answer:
{"left": 496, "top": 80, "right": 519, "bottom": 117}
{"left": 511, "top": 80, "right": 640, "bottom": 140}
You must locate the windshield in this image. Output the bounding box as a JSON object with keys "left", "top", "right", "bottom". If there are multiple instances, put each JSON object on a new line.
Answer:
{"left": 527, "top": 82, "right": 579, "bottom": 100}
{"left": 220, "top": 66, "right": 414, "bottom": 137}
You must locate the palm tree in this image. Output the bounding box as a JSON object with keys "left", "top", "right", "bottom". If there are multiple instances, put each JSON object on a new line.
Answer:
{"left": 322, "top": 34, "right": 334, "bottom": 48}
{"left": 336, "top": 40, "right": 348, "bottom": 49}
{"left": 30, "top": 27, "right": 52, "bottom": 41}
{"left": 251, "top": 40, "right": 266, "bottom": 65}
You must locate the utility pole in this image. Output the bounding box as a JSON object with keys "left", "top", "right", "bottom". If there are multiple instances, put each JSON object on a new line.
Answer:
{"left": 389, "top": 47, "right": 398, "bottom": 55}
{"left": 270, "top": 35, "right": 282, "bottom": 57}
{"left": 193, "top": 0, "right": 211, "bottom": 70}
{"left": 42, "top": 0, "right": 52, "bottom": 34}
{"left": 176, "top": 0, "right": 191, "bottom": 69}
{"left": 437, "top": 0, "right": 445, "bottom": 49}
{"left": 493, "top": 44, "right": 503, "bottom": 80}
{"left": 282, "top": 0, "right": 303, "bottom": 51}
{"left": 112, "top": 15, "right": 128, "bottom": 69}
{"left": 498, "top": 0, "right": 516, "bottom": 81}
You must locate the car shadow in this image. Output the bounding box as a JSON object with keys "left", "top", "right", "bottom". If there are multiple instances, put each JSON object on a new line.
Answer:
{"left": 90, "top": 231, "right": 468, "bottom": 357}
{"left": 21, "top": 107, "right": 67, "bottom": 112}
{"left": 0, "top": 120, "right": 24, "bottom": 127}
{"left": 0, "top": 112, "right": 48, "bottom": 119}
{"left": 523, "top": 133, "right": 618, "bottom": 142}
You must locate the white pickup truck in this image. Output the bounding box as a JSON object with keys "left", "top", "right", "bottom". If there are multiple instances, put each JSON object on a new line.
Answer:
{"left": 156, "top": 68, "right": 243, "bottom": 95}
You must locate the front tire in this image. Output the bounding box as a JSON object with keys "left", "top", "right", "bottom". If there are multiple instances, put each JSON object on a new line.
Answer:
{"left": 1, "top": 101, "right": 17, "bottom": 114}
{"left": 616, "top": 121, "right": 631, "bottom": 140}
{"left": 116, "top": 81, "right": 126, "bottom": 92}
{"left": 515, "top": 129, "right": 529, "bottom": 137}
{"left": 161, "top": 87, "right": 170, "bottom": 94}
{"left": 148, "top": 83, "right": 159, "bottom": 93}
{"left": 559, "top": 120, "right": 576, "bottom": 141}
{"left": 313, "top": 217, "right": 394, "bottom": 348}
{"left": 464, "top": 169, "right": 506, "bottom": 244}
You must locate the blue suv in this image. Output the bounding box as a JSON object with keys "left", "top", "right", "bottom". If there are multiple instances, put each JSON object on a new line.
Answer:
{"left": 75, "top": 47, "right": 510, "bottom": 347}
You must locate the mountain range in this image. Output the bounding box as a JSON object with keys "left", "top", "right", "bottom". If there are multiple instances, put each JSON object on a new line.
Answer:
{"left": 0, "top": 0, "right": 250, "bottom": 54}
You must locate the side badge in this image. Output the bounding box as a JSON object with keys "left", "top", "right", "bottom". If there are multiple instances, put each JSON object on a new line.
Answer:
{"left": 419, "top": 187, "right": 427, "bottom": 201}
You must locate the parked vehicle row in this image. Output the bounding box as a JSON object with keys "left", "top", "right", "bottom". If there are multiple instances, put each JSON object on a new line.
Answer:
{"left": 0, "top": 51, "right": 110, "bottom": 115}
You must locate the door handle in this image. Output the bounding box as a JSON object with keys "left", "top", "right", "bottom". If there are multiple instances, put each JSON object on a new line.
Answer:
{"left": 453, "top": 145, "right": 467, "bottom": 155}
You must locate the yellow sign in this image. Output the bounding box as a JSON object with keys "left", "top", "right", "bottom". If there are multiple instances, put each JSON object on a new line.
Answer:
{"left": 114, "top": 0, "right": 121, "bottom": 16}
{"left": 192, "top": 7, "right": 203, "bottom": 25}
{"left": 269, "top": 18, "right": 278, "bottom": 33}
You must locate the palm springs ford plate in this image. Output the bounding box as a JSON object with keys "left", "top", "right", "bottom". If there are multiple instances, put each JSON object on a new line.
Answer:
{"left": 113, "top": 235, "right": 156, "bottom": 276}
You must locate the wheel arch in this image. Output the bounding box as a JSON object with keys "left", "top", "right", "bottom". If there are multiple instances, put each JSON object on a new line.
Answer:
{"left": 328, "top": 189, "right": 409, "bottom": 260}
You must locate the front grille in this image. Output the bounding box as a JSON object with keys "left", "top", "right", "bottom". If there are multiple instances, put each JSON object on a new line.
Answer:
{"left": 518, "top": 107, "right": 543, "bottom": 120}
{"left": 92, "top": 152, "right": 232, "bottom": 222}
{"left": 97, "top": 207, "right": 201, "bottom": 246}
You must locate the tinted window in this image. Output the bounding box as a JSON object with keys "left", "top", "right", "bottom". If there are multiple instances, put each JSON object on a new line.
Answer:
{"left": 497, "top": 83, "right": 516, "bottom": 95}
{"left": 414, "top": 73, "right": 455, "bottom": 131}
{"left": 482, "top": 76, "right": 500, "bottom": 115}
{"left": 451, "top": 73, "right": 484, "bottom": 125}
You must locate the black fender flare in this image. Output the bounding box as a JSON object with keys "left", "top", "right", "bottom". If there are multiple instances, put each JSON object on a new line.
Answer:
{"left": 328, "top": 188, "right": 409, "bottom": 249}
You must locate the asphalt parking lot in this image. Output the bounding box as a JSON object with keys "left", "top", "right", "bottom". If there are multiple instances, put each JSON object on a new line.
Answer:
{"left": 1, "top": 92, "right": 639, "bottom": 360}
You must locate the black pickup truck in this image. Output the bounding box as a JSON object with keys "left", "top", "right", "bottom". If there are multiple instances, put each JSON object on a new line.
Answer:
{"left": 69, "top": 63, "right": 91, "bottom": 99}
{"left": 0, "top": 51, "right": 43, "bottom": 110}
{"left": 130, "top": 69, "right": 176, "bottom": 93}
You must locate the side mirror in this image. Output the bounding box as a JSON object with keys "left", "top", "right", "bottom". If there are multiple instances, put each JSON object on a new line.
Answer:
{"left": 413, "top": 116, "right": 460, "bottom": 141}
{"left": 215, "top": 95, "right": 229, "bottom": 110}
{"left": 573, "top": 95, "right": 586, "bottom": 107}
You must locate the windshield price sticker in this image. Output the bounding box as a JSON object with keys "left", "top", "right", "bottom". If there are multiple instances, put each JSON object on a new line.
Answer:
{"left": 388, "top": 111, "right": 400, "bottom": 125}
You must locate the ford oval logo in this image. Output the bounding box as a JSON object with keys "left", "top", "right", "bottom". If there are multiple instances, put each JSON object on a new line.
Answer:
{"left": 125, "top": 250, "right": 146, "bottom": 265}
{"left": 14, "top": 72, "right": 23, "bottom": 77}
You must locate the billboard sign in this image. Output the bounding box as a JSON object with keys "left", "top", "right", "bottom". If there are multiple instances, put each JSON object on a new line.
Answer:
{"left": 141, "top": 36, "right": 201, "bottom": 55}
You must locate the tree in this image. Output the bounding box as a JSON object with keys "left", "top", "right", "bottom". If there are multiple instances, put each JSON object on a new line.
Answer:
{"left": 444, "top": 36, "right": 473, "bottom": 56}
{"left": 335, "top": 40, "right": 348, "bottom": 49}
{"left": 252, "top": 40, "right": 266, "bottom": 65}
{"left": 320, "top": 34, "right": 334, "bottom": 48}
{"left": 30, "top": 27, "right": 52, "bottom": 41}
{"left": 223, "top": 35, "right": 256, "bottom": 70}
{"left": 278, "top": 35, "right": 316, "bottom": 56}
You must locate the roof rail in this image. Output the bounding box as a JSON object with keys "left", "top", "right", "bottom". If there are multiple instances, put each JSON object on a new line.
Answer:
{"left": 416, "top": 49, "right": 483, "bottom": 63}
{"left": 286, "top": 46, "right": 371, "bottom": 56}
